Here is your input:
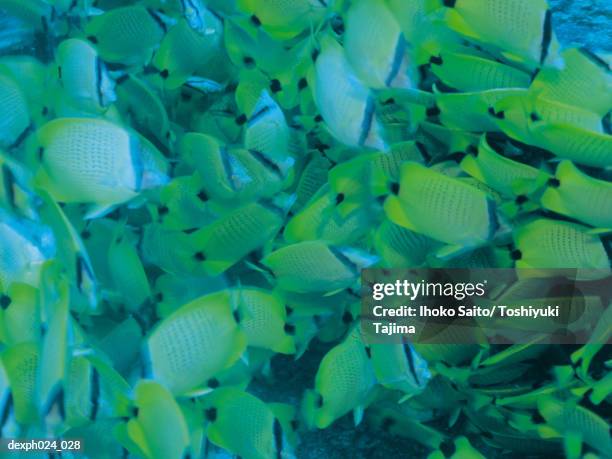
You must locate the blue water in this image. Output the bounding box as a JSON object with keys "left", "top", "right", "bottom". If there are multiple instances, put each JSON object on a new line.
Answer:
{"left": 550, "top": 0, "right": 612, "bottom": 52}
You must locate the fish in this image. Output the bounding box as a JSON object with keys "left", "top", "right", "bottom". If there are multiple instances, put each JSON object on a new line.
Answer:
{"left": 429, "top": 51, "right": 531, "bottom": 91}
{"left": 187, "top": 194, "right": 292, "bottom": 276}
{"left": 0, "top": 283, "right": 40, "bottom": 345}
{"left": 144, "top": 290, "right": 247, "bottom": 394}
{"left": 84, "top": 5, "right": 168, "bottom": 65}
{"left": 433, "top": 0, "right": 563, "bottom": 69}
{"left": 0, "top": 207, "right": 56, "bottom": 289}
{"left": 32, "top": 118, "right": 169, "bottom": 218}
{"left": 530, "top": 47, "right": 612, "bottom": 117}
{"left": 114, "top": 74, "right": 173, "bottom": 149}
{"left": 283, "top": 184, "right": 377, "bottom": 245}
{"left": 233, "top": 287, "right": 295, "bottom": 354}
{"left": 0, "top": 149, "right": 38, "bottom": 219}
{"left": 181, "top": 133, "right": 294, "bottom": 203}
{"left": 460, "top": 134, "right": 546, "bottom": 199}
{"left": 0, "top": 73, "right": 31, "bottom": 150}
{"left": 373, "top": 219, "right": 441, "bottom": 268}
{"left": 529, "top": 122, "right": 612, "bottom": 168}
{"left": 344, "top": 0, "right": 414, "bottom": 89}
{"left": 309, "top": 35, "right": 386, "bottom": 149}
{"left": 55, "top": 38, "right": 116, "bottom": 115}
{"left": 153, "top": 11, "right": 224, "bottom": 89}
{"left": 1, "top": 341, "right": 40, "bottom": 424}
{"left": 384, "top": 162, "right": 498, "bottom": 254}
{"left": 204, "top": 387, "right": 296, "bottom": 459}
{"left": 302, "top": 327, "right": 377, "bottom": 428}
{"left": 513, "top": 219, "right": 611, "bottom": 272}
{"left": 261, "top": 240, "right": 378, "bottom": 293}
{"left": 541, "top": 160, "right": 612, "bottom": 228}
{"left": 0, "top": 56, "right": 50, "bottom": 125}
{"left": 107, "top": 232, "right": 151, "bottom": 311}
{"left": 236, "top": 0, "right": 328, "bottom": 40}
{"left": 292, "top": 151, "right": 334, "bottom": 211}
{"left": 369, "top": 340, "right": 431, "bottom": 394}
{"left": 537, "top": 396, "right": 612, "bottom": 458}
{"left": 435, "top": 87, "right": 528, "bottom": 133}
{"left": 124, "top": 380, "right": 190, "bottom": 459}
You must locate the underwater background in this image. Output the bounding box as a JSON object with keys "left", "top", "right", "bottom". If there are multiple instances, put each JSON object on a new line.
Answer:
{"left": 0, "top": 0, "right": 610, "bottom": 458}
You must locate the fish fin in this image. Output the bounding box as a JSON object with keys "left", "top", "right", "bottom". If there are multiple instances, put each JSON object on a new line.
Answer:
{"left": 353, "top": 405, "right": 364, "bottom": 427}
{"left": 84, "top": 203, "right": 117, "bottom": 220}
{"left": 185, "top": 77, "right": 225, "bottom": 94}
{"left": 444, "top": 9, "right": 480, "bottom": 40}
{"left": 383, "top": 196, "right": 417, "bottom": 231}
{"left": 434, "top": 244, "right": 468, "bottom": 260}
{"left": 448, "top": 407, "right": 461, "bottom": 427}
{"left": 563, "top": 431, "right": 583, "bottom": 459}
{"left": 459, "top": 154, "right": 485, "bottom": 182}
{"left": 585, "top": 228, "right": 612, "bottom": 236}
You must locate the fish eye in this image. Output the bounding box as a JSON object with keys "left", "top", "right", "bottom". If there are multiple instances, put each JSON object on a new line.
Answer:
{"left": 298, "top": 78, "right": 308, "bottom": 90}
{"left": 158, "top": 205, "right": 169, "bottom": 216}
{"left": 194, "top": 251, "right": 207, "bottom": 261}
{"left": 197, "top": 190, "right": 208, "bottom": 202}
{"left": 330, "top": 15, "right": 344, "bottom": 35}
{"left": 429, "top": 55, "right": 443, "bottom": 65}
{"left": 314, "top": 114, "right": 323, "bottom": 123}
{"left": 243, "top": 56, "right": 256, "bottom": 68}
{"left": 205, "top": 407, "right": 217, "bottom": 422}
{"left": 235, "top": 114, "right": 247, "bottom": 125}
{"left": 86, "top": 35, "right": 98, "bottom": 44}
{"left": 285, "top": 305, "right": 294, "bottom": 316}
{"left": 510, "top": 249, "right": 522, "bottom": 260}
{"left": 283, "top": 323, "right": 296, "bottom": 335}
{"left": 81, "top": 229, "right": 91, "bottom": 240}
{"left": 515, "top": 195, "right": 528, "bottom": 205}
{"left": 380, "top": 417, "right": 395, "bottom": 432}
{"left": 207, "top": 378, "right": 220, "bottom": 389}
{"left": 0, "top": 294, "right": 11, "bottom": 309}
{"left": 270, "top": 79, "right": 282, "bottom": 93}
{"left": 530, "top": 112, "right": 541, "bottom": 121}
{"left": 440, "top": 439, "right": 456, "bottom": 456}
{"left": 335, "top": 193, "right": 345, "bottom": 205}
{"left": 154, "top": 292, "right": 164, "bottom": 302}
{"left": 159, "top": 69, "right": 169, "bottom": 79}
{"left": 250, "top": 15, "right": 261, "bottom": 27}
{"left": 548, "top": 178, "right": 561, "bottom": 188}
{"left": 389, "top": 182, "right": 400, "bottom": 195}
{"left": 426, "top": 105, "right": 440, "bottom": 117}
{"left": 341, "top": 311, "right": 352, "bottom": 324}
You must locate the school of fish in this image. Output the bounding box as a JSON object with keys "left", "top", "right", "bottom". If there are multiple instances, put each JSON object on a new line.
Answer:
{"left": 0, "top": 0, "right": 610, "bottom": 458}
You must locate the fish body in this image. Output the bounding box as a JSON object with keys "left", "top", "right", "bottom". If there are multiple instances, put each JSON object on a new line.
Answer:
{"left": 205, "top": 388, "right": 296, "bottom": 459}
{"left": 261, "top": 241, "right": 378, "bottom": 293}
{"left": 302, "top": 328, "right": 376, "bottom": 428}
{"left": 541, "top": 161, "right": 612, "bottom": 228}
{"left": 145, "top": 291, "right": 247, "bottom": 394}
{"left": 384, "top": 162, "right": 498, "bottom": 249}
{"left": 56, "top": 38, "right": 116, "bottom": 114}
{"left": 309, "top": 36, "right": 385, "bottom": 149}
{"left": 84, "top": 6, "right": 167, "bottom": 65}
{"left": 513, "top": 219, "right": 610, "bottom": 272}
{"left": 34, "top": 118, "right": 168, "bottom": 213}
